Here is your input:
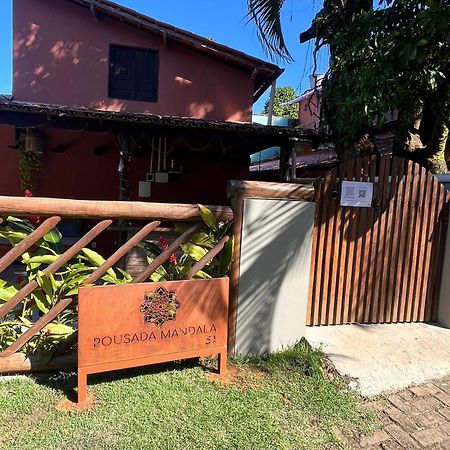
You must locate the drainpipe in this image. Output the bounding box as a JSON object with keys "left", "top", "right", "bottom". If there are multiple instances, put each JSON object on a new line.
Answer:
{"left": 267, "top": 80, "right": 276, "bottom": 126}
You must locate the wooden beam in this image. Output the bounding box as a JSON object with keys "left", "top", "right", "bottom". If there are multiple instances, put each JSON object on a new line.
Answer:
{"left": 0, "top": 196, "right": 234, "bottom": 222}
{"left": 227, "top": 180, "right": 315, "bottom": 201}
{"left": 0, "top": 352, "right": 76, "bottom": 373}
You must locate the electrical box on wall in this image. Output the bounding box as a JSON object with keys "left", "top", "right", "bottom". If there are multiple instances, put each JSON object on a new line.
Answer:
{"left": 155, "top": 172, "right": 169, "bottom": 183}
{"left": 138, "top": 181, "right": 152, "bottom": 198}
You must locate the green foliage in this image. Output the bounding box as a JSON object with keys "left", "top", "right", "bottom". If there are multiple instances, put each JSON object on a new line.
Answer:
{"left": 0, "top": 217, "right": 130, "bottom": 355}
{"left": 262, "top": 86, "right": 298, "bottom": 118}
{"left": 320, "top": 0, "right": 450, "bottom": 149}
{"left": 140, "top": 204, "right": 234, "bottom": 282}
{"left": 0, "top": 207, "right": 233, "bottom": 356}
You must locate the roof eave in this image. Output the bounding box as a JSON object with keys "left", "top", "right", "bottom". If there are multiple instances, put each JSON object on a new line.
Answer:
{"left": 65, "top": 0, "right": 283, "bottom": 103}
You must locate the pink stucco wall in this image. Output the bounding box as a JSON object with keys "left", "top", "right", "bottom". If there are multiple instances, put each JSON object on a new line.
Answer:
{"left": 13, "top": 0, "right": 254, "bottom": 122}
{"left": 298, "top": 94, "right": 320, "bottom": 130}
{"left": 0, "top": 125, "right": 249, "bottom": 205}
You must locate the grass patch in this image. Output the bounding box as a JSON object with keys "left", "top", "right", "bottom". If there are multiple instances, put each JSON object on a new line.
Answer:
{"left": 0, "top": 343, "right": 377, "bottom": 450}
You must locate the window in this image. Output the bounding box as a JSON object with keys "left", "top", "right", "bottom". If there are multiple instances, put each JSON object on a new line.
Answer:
{"left": 108, "top": 45, "right": 159, "bottom": 102}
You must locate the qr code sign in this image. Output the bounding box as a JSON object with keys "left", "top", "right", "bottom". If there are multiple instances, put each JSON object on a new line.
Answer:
{"left": 345, "top": 187, "right": 355, "bottom": 197}
{"left": 358, "top": 190, "right": 366, "bottom": 198}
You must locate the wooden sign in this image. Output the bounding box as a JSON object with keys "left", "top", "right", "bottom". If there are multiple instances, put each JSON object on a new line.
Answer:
{"left": 77, "top": 278, "right": 229, "bottom": 403}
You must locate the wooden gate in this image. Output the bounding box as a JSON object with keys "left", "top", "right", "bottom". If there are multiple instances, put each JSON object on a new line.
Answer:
{"left": 307, "top": 155, "right": 449, "bottom": 326}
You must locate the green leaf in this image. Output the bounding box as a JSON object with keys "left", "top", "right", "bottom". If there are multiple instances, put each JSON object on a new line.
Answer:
{"left": 0, "top": 231, "right": 28, "bottom": 245}
{"left": 138, "top": 241, "right": 163, "bottom": 256}
{"left": 189, "top": 232, "right": 214, "bottom": 248}
{"left": 102, "top": 274, "right": 119, "bottom": 284}
{"left": 81, "top": 248, "right": 116, "bottom": 277}
{"left": 174, "top": 223, "right": 190, "bottom": 235}
{"left": 32, "top": 291, "right": 51, "bottom": 314}
{"left": 0, "top": 286, "right": 19, "bottom": 302}
{"left": 117, "top": 268, "right": 133, "bottom": 282}
{"left": 36, "top": 271, "right": 56, "bottom": 298}
{"left": 22, "top": 255, "right": 59, "bottom": 265}
{"left": 42, "top": 323, "right": 74, "bottom": 335}
{"left": 6, "top": 216, "right": 34, "bottom": 233}
{"left": 198, "top": 204, "right": 218, "bottom": 231}
{"left": 218, "top": 236, "right": 234, "bottom": 276}
{"left": 65, "top": 286, "right": 80, "bottom": 296}
{"left": 181, "top": 243, "right": 208, "bottom": 261}
{"left": 193, "top": 270, "right": 212, "bottom": 280}
{"left": 43, "top": 228, "right": 62, "bottom": 244}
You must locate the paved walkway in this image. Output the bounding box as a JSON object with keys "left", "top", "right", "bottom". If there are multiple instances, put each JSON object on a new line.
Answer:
{"left": 305, "top": 323, "right": 450, "bottom": 396}
{"left": 354, "top": 378, "right": 450, "bottom": 449}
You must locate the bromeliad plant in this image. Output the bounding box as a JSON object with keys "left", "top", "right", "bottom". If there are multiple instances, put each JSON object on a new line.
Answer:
{"left": 139, "top": 204, "right": 234, "bottom": 282}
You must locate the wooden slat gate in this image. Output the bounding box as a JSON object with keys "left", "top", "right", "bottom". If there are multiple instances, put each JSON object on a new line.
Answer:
{"left": 307, "top": 155, "right": 449, "bottom": 326}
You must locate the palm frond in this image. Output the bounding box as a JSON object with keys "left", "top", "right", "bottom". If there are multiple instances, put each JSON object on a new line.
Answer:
{"left": 247, "top": 0, "right": 293, "bottom": 62}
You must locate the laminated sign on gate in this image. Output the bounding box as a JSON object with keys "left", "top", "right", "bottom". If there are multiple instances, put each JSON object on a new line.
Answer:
{"left": 77, "top": 278, "right": 229, "bottom": 403}
{"left": 340, "top": 180, "right": 374, "bottom": 208}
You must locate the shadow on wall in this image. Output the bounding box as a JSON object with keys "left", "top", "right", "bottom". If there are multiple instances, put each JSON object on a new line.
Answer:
{"left": 236, "top": 199, "right": 314, "bottom": 355}
{"left": 13, "top": 7, "right": 253, "bottom": 122}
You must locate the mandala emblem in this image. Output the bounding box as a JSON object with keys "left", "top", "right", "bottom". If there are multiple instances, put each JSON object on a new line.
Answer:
{"left": 139, "top": 287, "right": 181, "bottom": 327}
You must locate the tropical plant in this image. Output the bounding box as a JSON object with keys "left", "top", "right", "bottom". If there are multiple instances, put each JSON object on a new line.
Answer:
{"left": 139, "top": 204, "right": 234, "bottom": 282}
{"left": 262, "top": 86, "right": 298, "bottom": 118}
{"left": 0, "top": 217, "right": 130, "bottom": 356}
{"left": 248, "top": 0, "right": 450, "bottom": 171}
{"left": 0, "top": 205, "right": 234, "bottom": 355}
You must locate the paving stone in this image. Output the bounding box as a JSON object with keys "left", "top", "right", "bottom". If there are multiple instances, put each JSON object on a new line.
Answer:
{"left": 435, "top": 439, "right": 450, "bottom": 450}
{"left": 384, "top": 406, "right": 420, "bottom": 433}
{"left": 381, "top": 440, "right": 406, "bottom": 450}
{"left": 440, "top": 408, "right": 450, "bottom": 421}
{"left": 412, "top": 396, "right": 445, "bottom": 413}
{"left": 435, "top": 381, "right": 450, "bottom": 395}
{"left": 385, "top": 424, "right": 421, "bottom": 449}
{"left": 414, "top": 410, "right": 447, "bottom": 428}
{"left": 439, "top": 421, "right": 450, "bottom": 435}
{"left": 388, "top": 394, "right": 416, "bottom": 415}
{"left": 436, "top": 392, "right": 450, "bottom": 408}
{"left": 411, "top": 427, "right": 447, "bottom": 447}
{"left": 410, "top": 383, "right": 443, "bottom": 397}
{"left": 397, "top": 389, "right": 417, "bottom": 403}
{"left": 360, "top": 430, "right": 390, "bottom": 447}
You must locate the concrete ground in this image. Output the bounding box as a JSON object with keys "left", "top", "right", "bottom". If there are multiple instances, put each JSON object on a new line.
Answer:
{"left": 305, "top": 322, "right": 450, "bottom": 397}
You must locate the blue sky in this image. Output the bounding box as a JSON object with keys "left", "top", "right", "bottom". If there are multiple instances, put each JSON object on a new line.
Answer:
{"left": 0, "top": 0, "right": 328, "bottom": 112}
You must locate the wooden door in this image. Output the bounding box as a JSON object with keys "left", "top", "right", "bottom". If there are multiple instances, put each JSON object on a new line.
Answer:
{"left": 307, "top": 155, "right": 449, "bottom": 326}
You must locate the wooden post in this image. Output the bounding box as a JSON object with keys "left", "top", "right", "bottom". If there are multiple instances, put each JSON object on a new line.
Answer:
{"left": 279, "top": 145, "right": 291, "bottom": 182}
{"left": 227, "top": 191, "right": 244, "bottom": 355}
{"left": 267, "top": 80, "right": 276, "bottom": 126}
{"left": 118, "top": 134, "right": 130, "bottom": 268}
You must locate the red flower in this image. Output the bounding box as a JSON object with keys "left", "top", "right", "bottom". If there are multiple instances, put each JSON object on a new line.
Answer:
{"left": 24, "top": 190, "right": 41, "bottom": 227}
{"left": 159, "top": 236, "right": 177, "bottom": 265}
{"left": 159, "top": 236, "right": 168, "bottom": 251}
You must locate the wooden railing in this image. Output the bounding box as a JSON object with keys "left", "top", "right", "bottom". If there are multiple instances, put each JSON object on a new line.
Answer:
{"left": 0, "top": 196, "right": 233, "bottom": 372}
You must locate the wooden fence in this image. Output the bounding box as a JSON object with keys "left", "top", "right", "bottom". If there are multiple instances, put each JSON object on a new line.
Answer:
{"left": 307, "top": 155, "right": 449, "bottom": 326}
{"left": 0, "top": 196, "right": 233, "bottom": 372}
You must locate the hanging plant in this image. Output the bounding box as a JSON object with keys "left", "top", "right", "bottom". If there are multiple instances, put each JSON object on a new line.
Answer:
{"left": 17, "top": 130, "right": 44, "bottom": 194}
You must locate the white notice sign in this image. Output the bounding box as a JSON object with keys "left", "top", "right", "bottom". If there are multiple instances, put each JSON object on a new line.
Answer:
{"left": 340, "top": 181, "right": 373, "bottom": 207}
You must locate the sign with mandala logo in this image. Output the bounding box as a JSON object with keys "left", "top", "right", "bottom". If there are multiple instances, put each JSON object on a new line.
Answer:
{"left": 78, "top": 278, "right": 229, "bottom": 404}
{"left": 140, "top": 286, "right": 181, "bottom": 327}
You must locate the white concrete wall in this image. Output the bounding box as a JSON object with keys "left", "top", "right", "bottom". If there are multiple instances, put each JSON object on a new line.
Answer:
{"left": 438, "top": 220, "right": 450, "bottom": 328}
{"left": 235, "top": 198, "right": 314, "bottom": 355}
